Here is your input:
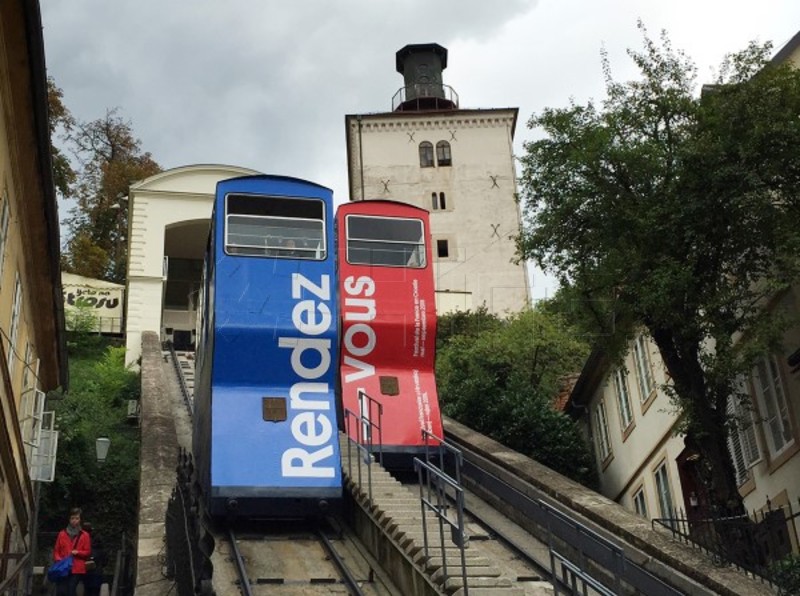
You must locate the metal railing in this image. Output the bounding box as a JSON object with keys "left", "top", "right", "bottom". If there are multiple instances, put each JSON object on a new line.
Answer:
{"left": 413, "top": 456, "right": 469, "bottom": 596}
{"left": 652, "top": 498, "right": 800, "bottom": 588}
{"left": 540, "top": 501, "right": 625, "bottom": 595}
{"left": 343, "top": 390, "right": 383, "bottom": 504}
{"left": 459, "top": 455, "right": 684, "bottom": 595}
{"left": 422, "top": 428, "right": 463, "bottom": 487}
{"left": 392, "top": 84, "right": 459, "bottom": 111}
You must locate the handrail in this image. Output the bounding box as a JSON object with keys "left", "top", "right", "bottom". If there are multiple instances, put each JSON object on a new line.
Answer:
{"left": 343, "top": 393, "right": 383, "bottom": 505}
{"left": 392, "top": 84, "right": 459, "bottom": 111}
{"left": 413, "top": 457, "right": 469, "bottom": 596}
{"left": 0, "top": 551, "right": 31, "bottom": 594}
{"left": 455, "top": 443, "right": 685, "bottom": 595}
{"left": 422, "top": 428, "right": 463, "bottom": 486}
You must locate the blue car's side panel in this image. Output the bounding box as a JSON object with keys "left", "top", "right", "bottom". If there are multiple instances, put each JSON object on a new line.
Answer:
{"left": 194, "top": 175, "right": 341, "bottom": 517}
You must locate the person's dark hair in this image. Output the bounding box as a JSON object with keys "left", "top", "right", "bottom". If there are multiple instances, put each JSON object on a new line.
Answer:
{"left": 69, "top": 507, "right": 82, "bottom": 518}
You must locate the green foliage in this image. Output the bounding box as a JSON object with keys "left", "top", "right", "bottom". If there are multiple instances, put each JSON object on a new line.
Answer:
{"left": 39, "top": 339, "right": 140, "bottom": 545}
{"left": 46, "top": 78, "right": 76, "bottom": 199}
{"left": 772, "top": 554, "right": 800, "bottom": 596}
{"left": 436, "top": 306, "right": 502, "bottom": 349}
{"left": 516, "top": 23, "right": 800, "bottom": 511}
{"left": 436, "top": 308, "right": 596, "bottom": 486}
{"left": 48, "top": 81, "right": 162, "bottom": 283}
{"left": 64, "top": 304, "right": 99, "bottom": 335}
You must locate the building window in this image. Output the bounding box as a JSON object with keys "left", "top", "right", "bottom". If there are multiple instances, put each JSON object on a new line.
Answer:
{"left": 594, "top": 400, "right": 612, "bottom": 462}
{"left": 752, "top": 355, "right": 794, "bottom": 458}
{"left": 436, "top": 141, "right": 452, "bottom": 166}
{"left": 436, "top": 239, "right": 449, "bottom": 259}
{"left": 0, "top": 198, "right": 9, "bottom": 285}
{"left": 613, "top": 368, "right": 633, "bottom": 432}
{"left": 654, "top": 462, "right": 674, "bottom": 518}
{"left": 7, "top": 274, "right": 22, "bottom": 377}
{"left": 419, "top": 142, "right": 434, "bottom": 168}
{"left": 726, "top": 392, "right": 761, "bottom": 485}
{"left": 22, "top": 343, "right": 32, "bottom": 390}
{"left": 633, "top": 335, "right": 655, "bottom": 401}
{"left": 633, "top": 487, "right": 648, "bottom": 518}
{"left": 431, "top": 192, "right": 447, "bottom": 211}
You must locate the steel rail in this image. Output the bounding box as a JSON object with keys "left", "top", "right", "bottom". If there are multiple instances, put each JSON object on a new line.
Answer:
{"left": 228, "top": 527, "right": 253, "bottom": 596}
{"left": 316, "top": 525, "right": 366, "bottom": 596}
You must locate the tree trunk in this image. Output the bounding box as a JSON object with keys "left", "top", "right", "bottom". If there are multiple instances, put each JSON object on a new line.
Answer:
{"left": 650, "top": 327, "right": 746, "bottom": 516}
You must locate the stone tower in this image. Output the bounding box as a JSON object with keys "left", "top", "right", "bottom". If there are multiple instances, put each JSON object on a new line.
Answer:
{"left": 345, "top": 43, "right": 529, "bottom": 314}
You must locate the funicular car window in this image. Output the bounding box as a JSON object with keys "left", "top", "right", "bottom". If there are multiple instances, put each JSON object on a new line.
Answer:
{"left": 225, "top": 193, "right": 326, "bottom": 259}
{"left": 346, "top": 215, "right": 425, "bottom": 268}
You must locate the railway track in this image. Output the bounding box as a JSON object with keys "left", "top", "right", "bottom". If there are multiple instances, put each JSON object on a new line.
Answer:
{"left": 164, "top": 346, "right": 553, "bottom": 595}
{"left": 212, "top": 518, "right": 400, "bottom": 595}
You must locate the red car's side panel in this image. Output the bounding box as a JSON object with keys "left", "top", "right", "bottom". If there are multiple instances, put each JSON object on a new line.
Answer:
{"left": 337, "top": 201, "right": 444, "bottom": 452}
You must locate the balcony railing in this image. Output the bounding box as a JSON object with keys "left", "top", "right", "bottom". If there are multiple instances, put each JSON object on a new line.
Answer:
{"left": 392, "top": 84, "right": 459, "bottom": 112}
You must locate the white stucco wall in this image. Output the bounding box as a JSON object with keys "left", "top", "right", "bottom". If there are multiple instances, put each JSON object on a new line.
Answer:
{"left": 124, "top": 164, "right": 261, "bottom": 366}
{"left": 589, "top": 336, "right": 685, "bottom": 517}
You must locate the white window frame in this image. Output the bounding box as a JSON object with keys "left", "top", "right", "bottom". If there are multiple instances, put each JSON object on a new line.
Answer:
{"left": 0, "top": 197, "right": 9, "bottom": 285}
{"left": 726, "top": 391, "right": 761, "bottom": 486}
{"left": 752, "top": 355, "right": 795, "bottom": 458}
{"left": 654, "top": 461, "right": 674, "bottom": 518}
{"left": 633, "top": 487, "right": 648, "bottom": 518}
{"left": 633, "top": 335, "right": 655, "bottom": 402}
{"left": 7, "top": 274, "right": 22, "bottom": 377}
{"left": 21, "top": 343, "right": 33, "bottom": 390}
{"left": 30, "top": 411, "right": 58, "bottom": 482}
{"left": 613, "top": 368, "right": 633, "bottom": 431}
{"left": 594, "top": 400, "right": 612, "bottom": 462}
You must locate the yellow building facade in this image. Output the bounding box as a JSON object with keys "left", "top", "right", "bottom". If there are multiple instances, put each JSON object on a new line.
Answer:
{"left": 0, "top": 0, "right": 68, "bottom": 589}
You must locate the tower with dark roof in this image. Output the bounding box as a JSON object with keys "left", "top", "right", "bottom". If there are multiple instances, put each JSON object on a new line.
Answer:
{"left": 345, "top": 43, "right": 529, "bottom": 314}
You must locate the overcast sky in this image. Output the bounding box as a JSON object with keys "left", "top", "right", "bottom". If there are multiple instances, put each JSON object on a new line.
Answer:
{"left": 41, "top": 1, "right": 800, "bottom": 298}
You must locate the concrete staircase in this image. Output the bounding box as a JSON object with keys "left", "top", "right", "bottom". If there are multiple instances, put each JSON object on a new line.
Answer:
{"left": 340, "top": 435, "right": 532, "bottom": 596}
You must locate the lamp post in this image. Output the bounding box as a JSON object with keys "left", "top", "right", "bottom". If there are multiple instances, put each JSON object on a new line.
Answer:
{"left": 95, "top": 437, "right": 111, "bottom": 464}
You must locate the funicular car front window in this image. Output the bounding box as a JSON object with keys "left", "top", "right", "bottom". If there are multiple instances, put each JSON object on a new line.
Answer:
{"left": 225, "top": 194, "right": 326, "bottom": 259}
{"left": 346, "top": 215, "right": 425, "bottom": 268}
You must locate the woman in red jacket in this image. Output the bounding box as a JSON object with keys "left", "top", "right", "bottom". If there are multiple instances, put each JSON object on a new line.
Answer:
{"left": 53, "top": 507, "right": 92, "bottom": 596}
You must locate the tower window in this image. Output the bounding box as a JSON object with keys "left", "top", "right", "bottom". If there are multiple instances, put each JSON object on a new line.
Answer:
{"left": 431, "top": 192, "right": 446, "bottom": 210}
{"left": 436, "top": 239, "right": 449, "bottom": 258}
{"left": 436, "top": 141, "right": 452, "bottom": 166}
{"left": 419, "top": 142, "right": 434, "bottom": 168}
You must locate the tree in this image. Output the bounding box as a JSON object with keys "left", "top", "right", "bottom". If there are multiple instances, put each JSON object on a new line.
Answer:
{"left": 436, "top": 305, "right": 503, "bottom": 350}
{"left": 516, "top": 23, "right": 800, "bottom": 513}
{"left": 47, "top": 78, "right": 77, "bottom": 198}
{"left": 436, "top": 309, "right": 596, "bottom": 486}
{"left": 61, "top": 108, "right": 161, "bottom": 283}
{"left": 39, "top": 340, "right": 140, "bottom": 544}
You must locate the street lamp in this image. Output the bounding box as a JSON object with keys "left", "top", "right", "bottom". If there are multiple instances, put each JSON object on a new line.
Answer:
{"left": 95, "top": 437, "right": 111, "bottom": 464}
